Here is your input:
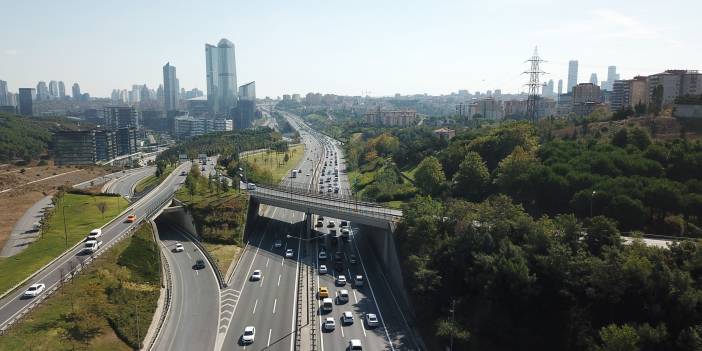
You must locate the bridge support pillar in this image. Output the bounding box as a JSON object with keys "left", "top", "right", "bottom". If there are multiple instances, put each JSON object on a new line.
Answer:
{"left": 305, "top": 211, "right": 312, "bottom": 238}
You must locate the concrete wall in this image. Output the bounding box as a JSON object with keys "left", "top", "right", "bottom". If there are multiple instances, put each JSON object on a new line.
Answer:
{"left": 158, "top": 206, "right": 198, "bottom": 238}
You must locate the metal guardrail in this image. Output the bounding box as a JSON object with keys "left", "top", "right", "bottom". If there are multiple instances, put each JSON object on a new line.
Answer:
{"left": 168, "top": 223, "right": 228, "bottom": 289}
{"left": 146, "top": 219, "right": 174, "bottom": 351}
{"left": 254, "top": 182, "right": 398, "bottom": 210}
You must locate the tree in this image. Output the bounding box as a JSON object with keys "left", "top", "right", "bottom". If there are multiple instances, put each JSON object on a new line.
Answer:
{"left": 436, "top": 318, "right": 471, "bottom": 347}
{"left": 452, "top": 152, "right": 490, "bottom": 200}
{"left": 612, "top": 129, "right": 629, "bottom": 148}
{"left": 598, "top": 324, "right": 640, "bottom": 351}
{"left": 629, "top": 128, "right": 652, "bottom": 150}
{"left": 584, "top": 216, "right": 621, "bottom": 256}
{"left": 414, "top": 156, "right": 446, "bottom": 196}
{"left": 96, "top": 202, "right": 107, "bottom": 219}
{"left": 644, "top": 179, "right": 683, "bottom": 223}
{"left": 283, "top": 153, "right": 290, "bottom": 163}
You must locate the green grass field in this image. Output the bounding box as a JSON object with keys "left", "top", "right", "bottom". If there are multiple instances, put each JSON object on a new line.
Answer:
{"left": 134, "top": 165, "right": 175, "bottom": 193}
{"left": 242, "top": 144, "right": 305, "bottom": 182}
{"left": 0, "top": 193, "right": 128, "bottom": 295}
{"left": 0, "top": 224, "right": 160, "bottom": 351}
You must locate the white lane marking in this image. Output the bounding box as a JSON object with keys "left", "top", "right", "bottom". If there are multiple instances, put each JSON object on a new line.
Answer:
{"left": 352, "top": 289, "right": 359, "bottom": 304}
{"left": 252, "top": 299, "right": 258, "bottom": 314}
{"left": 277, "top": 274, "right": 281, "bottom": 287}
{"left": 260, "top": 275, "right": 264, "bottom": 287}
{"left": 315, "top": 235, "right": 325, "bottom": 351}
{"left": 340, "top": 320, "right": 345, "bottom": 337}
{"left": 267, "top": 328, "right": 272, "bottom": 347}
{"left": 273, "top": 298, "right": 277, "bottom": 314}
{"left": 195, "top": 270, "right": 199, "bottom": 276}
{"left": 266, "top": 257, "right": 269, "bottom": 267}
{"left": 289, "top": 235, "right": 301, "bottom": 351}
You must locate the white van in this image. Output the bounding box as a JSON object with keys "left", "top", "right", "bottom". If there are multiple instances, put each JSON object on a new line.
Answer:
{"left": 322, "top": 298, "right": 333, "bottom": 312}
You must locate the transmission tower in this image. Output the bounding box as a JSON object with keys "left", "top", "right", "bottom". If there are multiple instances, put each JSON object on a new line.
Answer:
{"left": 523, "top": 47, "right": 546, "bottom": 123}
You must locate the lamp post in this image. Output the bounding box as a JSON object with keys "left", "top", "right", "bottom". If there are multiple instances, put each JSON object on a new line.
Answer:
{"left": 590, "top": 190, "right": 597, "bottom": 217}
{"left": 62, "top": 204, "right": 70, "bottom": 247}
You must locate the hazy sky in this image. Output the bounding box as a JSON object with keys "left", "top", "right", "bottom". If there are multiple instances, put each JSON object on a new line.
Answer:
{"left": 1, "top": 0, "right": 699, "bottom": 98}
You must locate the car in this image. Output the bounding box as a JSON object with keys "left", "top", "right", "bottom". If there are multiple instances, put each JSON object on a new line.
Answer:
{"left": 319, "top": 286, "right": 329, "bottom": 298}
{"left": 365, "top": 313, "right": 379, "bottom": 327}
{"left": 318, "top": 216, "right": 325, "bottom": 221}
{"left": 242, "top": 326, "right": 256, "bottom": 344}
{"left": 87, "top": 228, "right": 102, "bottom": 240}
{"left": 194, "top": 259, "right": 206, "bottom": 269}
{"left": 327, "top": 188, "right": 332, "bottom": 193}
{"left": 349, "top": 339, "right": 363, "bottom": 350}
{"left": 285, "top": 249, "right": 294, "bottom": 258}
{"left": 336, "top": 275, "right": 347, "bottom": 286}
{"left": 327, "top": 221, "right": 336, "bottom": 228}
{"left": 180, "top": 171, "right": 187, "bottom": 176}
{"left": 315, "top": 220, "right": 324, "bottom": 228}
{"left": 337, "top": 289, "right": 349, "bottom": 303}
{"left": 247, "top": 183, "right": 257, "bottom": 191}
{"left": 342, "top": 311, "right": 354, "bottom": 324}
{"left": 274, "top": 240, "right": 283, "bottom": 248}
{"left": 306, "top": 173, "right": 310, "bottom": 176}
{"left": 250, "top": 270, "right": 262, "bottom": 281}
{"left": 23, "top": 283, "right": 45, "bottom": 298}
{"left": 126, "top": 214, "right": 136, "bottom": 223}
{"left": 319, "top": 251, "right": 327, "bottom": 260}
{"left": 323, "top": 317, "right": 336, "bottom": 331}
{"left": 319, "top": 264, "right": 328, "bottom": 274}
{"left": 174, "top": 243, "right": 184, "bottom": 252}
{"left": 354, "top": 275, "right": 364, "bottom": 287}
{"left": 349, "top": 254, "right": 358, "bottom": 264}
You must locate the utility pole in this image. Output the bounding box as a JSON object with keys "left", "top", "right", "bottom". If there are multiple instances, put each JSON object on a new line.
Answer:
{"left": 449, "top": 299, "right": 456, "bottom": 351}
{"left": 62, "top": 205, "right": 68, "bottom": 247}
{"left": 523, "top": 47, "right": 546, "bottom": 124}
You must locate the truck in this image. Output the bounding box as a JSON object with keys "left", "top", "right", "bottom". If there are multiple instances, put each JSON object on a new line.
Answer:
{"left": 82, "top": 240, "right": 102, "bottom": 254}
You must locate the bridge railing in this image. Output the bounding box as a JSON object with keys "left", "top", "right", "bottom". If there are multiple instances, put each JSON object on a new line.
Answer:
{"left": 251, "top": 188, "right": 401, "bottom": 221}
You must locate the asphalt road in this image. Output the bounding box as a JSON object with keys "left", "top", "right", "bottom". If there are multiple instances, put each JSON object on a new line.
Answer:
{"left": 0, "top": 161, "right": 191, "bottom": 333}
{"left": 153, "top": 221, "right": 220, "bottom": 351}
{"left": 105, "top": 165, "right": 156, "bottom": 199}
{"left": 0, "top": 196, "right": 53, "bottom": 258}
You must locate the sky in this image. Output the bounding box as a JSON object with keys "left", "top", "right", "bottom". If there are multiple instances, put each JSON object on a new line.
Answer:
{"left": 1, "top": 0, "right": 700, "bottom": 98}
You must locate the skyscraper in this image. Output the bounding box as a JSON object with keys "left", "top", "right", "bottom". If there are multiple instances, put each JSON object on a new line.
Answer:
{"left": 72, "top": 83, "right": 81, "bottom": 100}
{"left": 206, "top": 38, "right": 238, "bottom": 116}
{"left": 567, "top": 60, "right": 578, "bottom": 93}
{"left": 163, "top": 62, "right": 178, "bottom": 111}
{"left": 0, "top": 80, "right": 8, "bottom": 106}
{"left": 36, "top": 81, "right": 49, "bottom": 101}
{"left": 58, "top": 81, "right": 66, "bottom": 98}
{"left": 19, "top": 88, "right": 34, "bottom": 116}
{"left": 589, "top": 73, "right": 598, "bottom": 86}
{"left": 603, "top": 66, "right": 619, "bottom": 91}
{"left": 557, "top": 79, "right": 563, "bottom": 95}
{"left": 48, "top": 80, "right": 59, "bottom": 99}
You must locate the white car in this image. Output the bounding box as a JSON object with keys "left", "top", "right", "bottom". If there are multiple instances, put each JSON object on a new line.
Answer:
{"left": 250, "top": 270, "right": 262, "bottom": 281}
{"left": 342, "top": 311, "right": 354, "bottom": 324}
{"left": 337, "top": 289, "right": 349, "bottom": 303}
{"left": 174, "top": 243, "right": 184, "bottom": 252}
{"left": 285, "top": 249, "right": 294, "bottom": 258}
{"left": 349, "top": 339, "right": 363, "bottom": 350}
{"left": 242, "top": 326, "right": 255, "bottom": 344}
{"left": 323, "top": 317, "right": 336, "bottom": 331}
{"left": 87, "top": 228, "right": 102, "bottom": 240}
{"left": 336, "top": 275, "right": 347, "bottom": 286}
{"left": 274, "top": 240, "right": 283, "bottom": 248}
{"left": 319, "top": 265, "right": 328, "bottom": 274}
{"left": 318, "top": 251, "right": 327, "bottom": 260}
{"left": 23, "top": 283, "right": 45, "bottom": 298}
{"left": 365, "top": 313, "right": 379, "bottom": 327}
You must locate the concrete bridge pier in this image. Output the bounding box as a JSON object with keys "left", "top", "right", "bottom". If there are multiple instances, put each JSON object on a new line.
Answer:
{"left": 305, "top": 211, "right": 312, "bottom": 238}
{"left": 245, "top": 198, "right": 261, "bottom": 242}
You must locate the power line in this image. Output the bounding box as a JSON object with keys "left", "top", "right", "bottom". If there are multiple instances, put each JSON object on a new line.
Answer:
{"left": 523, "top": 46, "right": 547, "bottom": 123}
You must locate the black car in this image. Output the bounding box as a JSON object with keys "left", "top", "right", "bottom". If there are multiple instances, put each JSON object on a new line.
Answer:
{"left": 194, "top": 259, "right": 206, "bottom": 269}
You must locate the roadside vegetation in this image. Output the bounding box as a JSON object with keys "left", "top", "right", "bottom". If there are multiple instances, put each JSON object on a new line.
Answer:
{"left": 0, "top": 223, "right": 160, "bottom": 351}
{"left": 238, "top": 143, "right": 304, "bottom": 184}
{"left": 0, "top": 190, "right": 128, "bottom": 295}
{"left": 176, "top": 165, "right": 247, "bottom": 273}
{"left": 133, "top": 161, "right": 174, "bottom": 194}
{"left": 156, "top": 128, "right": 280, "bottom": 164}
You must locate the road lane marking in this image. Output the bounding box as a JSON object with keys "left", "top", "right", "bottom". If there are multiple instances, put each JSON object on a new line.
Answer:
{"left": 253, "top": 299, "right": 258, "bottom": 314}
{"left": 273, "top": 298, "right": 277, "bottom": 314}
{"left": 267, "top": 329, "right": 272, "bottom": 347}
{"left": 266, "top": 257, "right": 269, "bottom": 267}
{"left": 352, "top": 289, "right": 358, "bottom": 304}
{"left": 260, "top": 275, "right": 264, "bottom": 287}
{"left": 278, "top": 274, "right": 281, "bottom": 286}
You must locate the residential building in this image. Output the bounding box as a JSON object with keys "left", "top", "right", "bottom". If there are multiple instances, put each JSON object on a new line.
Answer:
{"left": 18, "top": 88, "right": 34, "bottom": 116}
{"left": 572, "top": 83, "right": 602, "bottom": 104}
{"left": 433, "top": 127, "right": 455, "bottom": 140}
{"left": 611, "top": 76, "right": 648, "bottom": 111}
{"left": 115, "top": 127, "right": 138, "bottom": 156}
{"left": 364, "top": 108, "right": 417, "bottom": 126}
{"left": 186, "top": 96, "right": 209, "bottom": 117}
{"left": 72, "top": 83, "right": 81, "bottom": 100}
{"left": 53, "top": 131, "right": 97, "bottom": 165}
{"left": 589, "top": 73, "right": 598, "bottom": 86}
{"left": 468, "top": 98, "right": 503, "bottom": 120}
{"left": 104, "top": 106, "right": 139, "bottom": 129}
{"left": 36, "top": 81, "right": 49, "bottom": 101}
{"left": 58, "top": 81, "right": 66, "bottom": 98}
{"left": 48, "top": 81, "right": 59, "bottom": 99}
{"left": 163, "top": 62, "right": 179, "bottom": 111}
{"left": 206, "top": 38, "right": 238, "bottom": 116}
{"left": 567, "top": 60, "right": 578, "bottom": 92}
{"left": 0, "top": 80, "right": 7, "bottom": 106}
{"left": 95, "top": 130, "right": 117, "bottom": 161}
{"left": 556, "top": 93, "right": 573, "bottom": 115}
{"left": 0, "top": 106, "right": 15, "bottom": 114}
{"left": 214, "top": 118, "right": 233, "bottom": 131}
{"left": 174, "top": 116, "right": 210, "bottom": 139}
{"left": 647, "top": 70, "right": 702, "bottom": 106}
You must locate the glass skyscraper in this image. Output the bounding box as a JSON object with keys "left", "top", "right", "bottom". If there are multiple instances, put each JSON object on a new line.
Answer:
{"left": 205, "top": 38, "right": 238, "bottom": 116}
{"left": 163, "top": 62, "right": 178, "bottom": 111}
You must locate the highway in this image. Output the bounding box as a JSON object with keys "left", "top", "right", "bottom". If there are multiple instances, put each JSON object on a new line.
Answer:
{"left": 152, "top": 221, "right": 220, "bottom": 351}
{"left": 0, "top": 161, "right": 191, "bottom": 334}
{"left": 104, "top": 165, "right": 156, "bottom": 198}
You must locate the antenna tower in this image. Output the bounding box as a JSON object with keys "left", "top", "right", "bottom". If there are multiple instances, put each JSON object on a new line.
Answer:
{"left": 523, "top": 47, "right": 546, "bottom": 123}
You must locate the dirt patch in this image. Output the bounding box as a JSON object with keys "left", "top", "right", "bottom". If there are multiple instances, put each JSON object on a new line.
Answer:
{"left": 0, "top": 164, "right": 115, "bottom": 250}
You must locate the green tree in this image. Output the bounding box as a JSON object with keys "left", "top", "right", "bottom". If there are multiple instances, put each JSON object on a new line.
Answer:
{"left": 629, "top": 128, "right": 652, "bottom": 150}
{"left": 452, "top": 152, "right": 490, "bottom": 201}
{"left": 599, "top": 324, "right": 640, "bottom": 351}
{"left": 414, "top": 156, "right": 446, "bottom": 196}
{"left": 649, "top": 85, "right": 664, "bottom": 115}
{"left": 584, "top": 216, "right": 621, "bottom": 255}
{"left": 644, "top": 179, "right": 683, "bottom": 222}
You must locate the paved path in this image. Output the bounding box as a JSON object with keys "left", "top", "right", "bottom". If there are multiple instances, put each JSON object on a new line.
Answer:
{"left": 0, "top": 196, "right": 53, "bottom": 258}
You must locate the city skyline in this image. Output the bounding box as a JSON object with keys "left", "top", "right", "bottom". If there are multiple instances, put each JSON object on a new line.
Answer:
{"left": 1, "top": 0, "right": 700, "bottom": 98}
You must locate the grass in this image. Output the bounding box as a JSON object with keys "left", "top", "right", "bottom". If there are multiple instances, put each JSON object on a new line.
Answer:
{"left": 383, "top": 200, "right": 404, "bottom": 209}
{"left": 401, "top": 164, "right": 420, "bottom": 181}
{"left": 0, "top": 224, "right": 160, "bottom": 351}
{"left": 0, "top": 193, "right": 129, "bottom": 295}
{"left": 202, "top": 242, "right": 242, "bottom": 275}
{"left": 134, "top": 165, "right": 175, "bottom": 193}
{"left": 242, "top": 144, "right": 305, "bottom": 182}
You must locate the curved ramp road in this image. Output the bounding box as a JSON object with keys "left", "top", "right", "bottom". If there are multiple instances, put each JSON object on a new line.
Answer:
{"left": 105, "top": 166, "right": 156, "bottom": 198}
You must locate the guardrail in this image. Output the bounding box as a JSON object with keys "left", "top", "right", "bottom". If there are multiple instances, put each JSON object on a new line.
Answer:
{"left": 169, "top": 223, "right": 228, "bottom": 289}
{"left": 146, "top": 219, "right": 174, "bottom": 351}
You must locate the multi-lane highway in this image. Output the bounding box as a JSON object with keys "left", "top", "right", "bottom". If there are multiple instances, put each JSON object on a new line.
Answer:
{"left": 0, "top": 161, "right": 190, "bottom": 333}
{"left": 104, "top": 165, "right": 156, "bottom": 198}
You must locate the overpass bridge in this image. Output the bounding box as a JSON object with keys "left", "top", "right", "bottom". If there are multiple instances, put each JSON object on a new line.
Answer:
{"left": 247, "top": 184, "right": 403, "bottom": 229}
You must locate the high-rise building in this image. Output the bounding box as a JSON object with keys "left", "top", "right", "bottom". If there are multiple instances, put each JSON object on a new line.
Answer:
{"left": 163, "top": 62, "right": 179, "bottom": 111}
{"left": 647, "top": 70, "right": 702, "bottom": 106}
{"left": 567, "top": 60, "right": 579, "bottom": 93}
{"left": 72, "top": 83, "right": 81, "bottom": 100}
{"left": 104, "top": 106, "right": 139, "bottom": 129}
{"left": 239, "top": 81, "right": 256, "bottom": 101}
{"left": 611, "top": 76, "right": 648, "bottom": 111}
{"left": 206, "top": 38, "right": 238, "bottom": 116}
{"left": 573, "top": 83, "right": 602, "bottom": 104}
{"left": 36, "top": 81, "right": 49, "bottom": 101}
{"left": 557, "top": 79, "right": 563, "bottom": 95}
{"left": 18, "top": 88, "right": 34, "bottom": 116}
{"left": 58, "top": 81, "right": 66, "bottom": 98}
{"left": 115, "top": 127, "right": 138, "bottom": 156}
{"left": 53, "top": 131, "right": 97, "bottom": 165}
{"left": 542, "top": 79, "right": 554, "bottom": 97}
{"left": 589, "top": 73, "right": 598, "bottom": 86}
{"left": 0, "top": 80, "right": 8, "bottom": 106}
{"left": 95, "top": 130, "right": 117, "bottom": 161}
{"left": 48, "top": 81, "right": 59, "bottom": 99}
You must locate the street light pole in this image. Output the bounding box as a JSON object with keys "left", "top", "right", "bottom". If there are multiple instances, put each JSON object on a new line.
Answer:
{"left": 62, "top": 205, "right": 68, "bottom": 247}
{"left": 590, "top": 190, "right": 596, "bottom": 217}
